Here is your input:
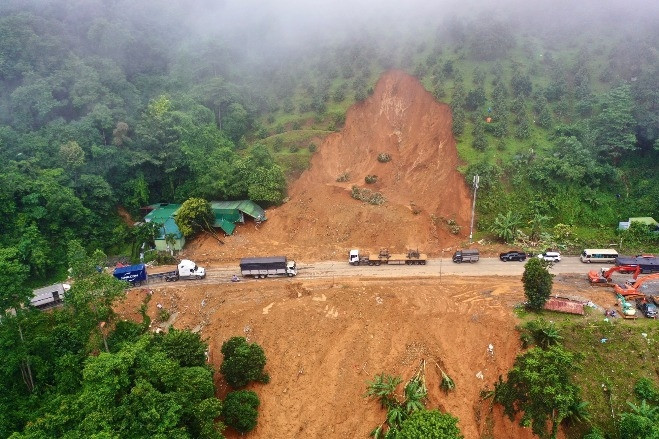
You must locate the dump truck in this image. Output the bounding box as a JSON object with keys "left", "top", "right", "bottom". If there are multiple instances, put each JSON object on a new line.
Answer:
{"left": 348, "top": 249, "right": 427, "bottom": 266}
{"left": 240, "top": 256, "right": 298, "bottom": 278}
{"left": 452, "top": 249, "right": 479, "bottom": 263}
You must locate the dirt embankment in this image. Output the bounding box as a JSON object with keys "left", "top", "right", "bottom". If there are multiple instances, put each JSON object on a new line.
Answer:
{"left": 116, "top": 277, "right": 547, "bottom": 439}
{"left": 183, "top": 70, "right": 472, "bottom": 265}
{"left": 116, "top": 71, "right": 558, "bottom": 438}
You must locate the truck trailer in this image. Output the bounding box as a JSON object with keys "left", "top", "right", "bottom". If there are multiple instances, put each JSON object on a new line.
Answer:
{"left": 30, "top": 283, "right": 70, "bottom": 310}
{"left": 113, "top": 260, "right": 206, "bottom": 285}
{"left": 240, "top": 256, "right": 297, "bottom": 278}
{"left": 615, "top": 255, "right": 659, "bottom": 274}
{"left": 113, "top": 264, "right": 148, "bottom": 285}
{"left": 348, "top": 249, "right": 427, "bottom": 266}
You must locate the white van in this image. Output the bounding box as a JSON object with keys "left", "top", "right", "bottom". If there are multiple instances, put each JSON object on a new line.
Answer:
{"left": 537, "top": 251, "right": 561, "bottom": 262}
{"left": 580, "top": 249, "right": 618, "bottom": 263}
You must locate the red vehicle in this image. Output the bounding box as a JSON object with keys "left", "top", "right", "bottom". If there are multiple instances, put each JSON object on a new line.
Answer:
{"left": 588, "top": 265, "right": 641, "bottom": 287}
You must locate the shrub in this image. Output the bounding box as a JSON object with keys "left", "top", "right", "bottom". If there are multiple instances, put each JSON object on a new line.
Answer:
{"left": 220, "top": 337, "right": 269, "bottom": 388}
{"left": 351, "top": 186, "right": 385, "bottom": 205}
{"left": 365, "top": 175, "right": 378, "bottom": 184}
{"left": 158, "top": 329, "right": 207, "bottom": 367}
{"left": 157, "top": 308, "right": 170, "bottom": 322}
{"left": 222, "top": 390, "right": 260, "bottom": 433}
{"left": 377, "top": 153, "right": 392, "bottom": 163}
{"left": 308, "top": 143, "right": 317, "bottom": 153}
{"left": 273, "top": 137, "right": 283, "bottom": 152}
{"left": 289, "top": 145, "right": 299, "bottom": 153}
{"left": 336, "top": 172, "right": 350, "bottom": 182}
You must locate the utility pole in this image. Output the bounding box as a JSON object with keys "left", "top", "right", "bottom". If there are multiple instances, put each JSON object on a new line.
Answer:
{"left": 469, "top": 175, "right": 480, "bottom": 243}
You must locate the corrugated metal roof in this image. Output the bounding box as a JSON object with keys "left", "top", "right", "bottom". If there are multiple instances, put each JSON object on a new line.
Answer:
{"left": 216, "top": 218, "right": 236, "bottom": 235}
{"left": 157, "top": 217, "right": 183, "bottom": 239}
{"left": 144, "top": 203, "right": 181, "bottom": 223}
{"left": 211, "top": 200, "right": 266, "bottom": 221}
{"left": 543, "top": 297, "right": 585, "bottom": 315}
{"left": 629, "top": 217, "right": 658, "bottom": 226}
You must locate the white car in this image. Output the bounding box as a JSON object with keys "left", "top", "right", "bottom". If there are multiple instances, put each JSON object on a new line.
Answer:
{"left": 537, "top": 251, "right": 561, "bottom": 262}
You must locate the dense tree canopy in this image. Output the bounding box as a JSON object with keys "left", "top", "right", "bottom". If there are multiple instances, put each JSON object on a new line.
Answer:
{"left": 0, "top": 0, "right": 658, "bottom": 435}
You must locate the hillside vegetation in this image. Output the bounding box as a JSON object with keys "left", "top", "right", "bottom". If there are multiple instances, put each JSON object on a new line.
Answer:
{"left": 1, "top": 1, "right": 657, "bottom": 284}
{"left": 0, "top": 0, "right": 658, "bottom": 437}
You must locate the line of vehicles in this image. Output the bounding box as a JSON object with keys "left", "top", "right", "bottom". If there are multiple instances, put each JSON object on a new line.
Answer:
{"left": 26, "top": 248, "right": 659, "bottom": 318}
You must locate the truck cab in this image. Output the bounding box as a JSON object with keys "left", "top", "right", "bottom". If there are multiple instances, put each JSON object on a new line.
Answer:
{"left": 349, "top": 250, "right": 361, "bottom": 265}
{"left": 286, "top": 260, "right": 298, "bottom": 276}
{"left": 178, "top": 259, "right": 206, "bottom": 279}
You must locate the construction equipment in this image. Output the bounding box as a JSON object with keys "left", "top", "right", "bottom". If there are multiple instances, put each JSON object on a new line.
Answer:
{"left": 616, "top": 294, "right": 637, "bottom": 318}
{"left": 349, "top": 248, "right": 427, "bottom": 266}
{"left": 588, "top": 265, "right": 641, "bottom": 287}
{"left": 614, "top": 273, "right": 659, "bottom": 299}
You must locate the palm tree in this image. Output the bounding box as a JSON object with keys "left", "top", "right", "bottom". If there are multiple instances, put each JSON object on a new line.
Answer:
{"left": 365, "top": 374, "right": 402, "bottom": 409}
{"left": 529, "top": 212, "right": 552, "bottom": 241}
{"left": 492, "top": 211, "right": 522, "bottom": 243}
{"left": 627, "top": 400, "right": 659, "bottom": 419}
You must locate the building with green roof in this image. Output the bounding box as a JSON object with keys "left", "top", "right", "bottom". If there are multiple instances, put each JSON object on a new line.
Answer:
{"left": 142, "top": 200, "right": 267, "bottom": 251}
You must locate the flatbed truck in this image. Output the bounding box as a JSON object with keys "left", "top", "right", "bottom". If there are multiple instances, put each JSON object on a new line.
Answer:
{"left": 349, "top": 249, "right": 427, "bottom": 266}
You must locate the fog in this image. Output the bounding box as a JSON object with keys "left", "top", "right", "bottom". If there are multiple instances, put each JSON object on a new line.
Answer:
{"left": 179, "top": 0, "right": 659, "bottom": 50}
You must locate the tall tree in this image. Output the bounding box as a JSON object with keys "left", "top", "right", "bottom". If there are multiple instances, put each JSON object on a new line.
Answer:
{"left": 495, "top": 345, "right": 583, "bottom": 439}
{"left": 522, "top": 257, "right": 553, "bottom": 311}
{"left": 591, "top": 85, "right": 637, "bottom": 162}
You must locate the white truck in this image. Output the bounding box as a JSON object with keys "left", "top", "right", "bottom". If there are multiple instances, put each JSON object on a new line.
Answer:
{"left": 163, "top": 259, "right": 206, "bottom": 281}
{"left": 239, "top": 256, "right": 297, "bottom": 278}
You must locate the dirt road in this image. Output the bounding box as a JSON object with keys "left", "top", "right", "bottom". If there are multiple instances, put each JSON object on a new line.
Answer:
{"left": 150, "top": 257, "right": 597, "bottom": 286}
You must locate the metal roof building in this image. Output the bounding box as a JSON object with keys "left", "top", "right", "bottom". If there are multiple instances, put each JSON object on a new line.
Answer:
{"left": 142, "top": 201, "right": 266, "bottom": 249}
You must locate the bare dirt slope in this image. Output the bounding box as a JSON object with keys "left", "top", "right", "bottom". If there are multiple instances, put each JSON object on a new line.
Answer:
{"left": 117, "top": 276, "right": 565, "bottom": 439}
{"left": 184, "top": 70, "right": 472, "bottom": 265}
{"left": 121, "top": 71, "right": 572, "bottom": 438}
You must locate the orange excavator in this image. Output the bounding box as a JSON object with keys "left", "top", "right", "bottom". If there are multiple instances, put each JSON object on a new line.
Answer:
{"left": 614, "top": 273, "right": 659, "bottom": 300}
{"left": 588, "top": 265, "right": 641, "bottom": 287}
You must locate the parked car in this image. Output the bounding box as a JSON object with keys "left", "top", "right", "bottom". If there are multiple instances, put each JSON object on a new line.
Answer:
{"left": 637, "top": 301, "right": 658, "bottom": 318}
{"left": 499, "top": 251, "right": 527, "bottom": 262}
{"left": 537, "top": 251, "right": 561, "bottom": 262}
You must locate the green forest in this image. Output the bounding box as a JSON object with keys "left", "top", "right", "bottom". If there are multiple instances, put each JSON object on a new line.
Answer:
{"left": 0, "top": 0, "right": 658, "bottom": 437}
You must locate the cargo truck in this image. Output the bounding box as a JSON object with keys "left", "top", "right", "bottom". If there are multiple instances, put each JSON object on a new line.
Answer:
{"left": 113, "top": 264, "right": 148, "bottom": 285}
{"left": 348, "top": 249, "right": 427, "bottom": 266}
{"left": 452, "top": 249, "right": 479, "bottom": 263}
{"left": 240, "top": 256, "right": 297, "bottom": 278}
{"left": 163, "top": 259, "right": 206, "bottom": 281}
{"left": 615, "top": 255, "right": 659, "bottom": 274}
{"left": 113, "top": 260, "right": 205, "bottom": 285}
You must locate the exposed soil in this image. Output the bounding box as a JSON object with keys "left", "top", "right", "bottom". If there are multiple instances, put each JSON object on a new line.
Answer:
{"left": 117, "top": 277, "right": 557, "bottom": 439}
{"left": 183, "top": 70, "right": 472, "bottom": 265}
{"left": 114, "top": 71, "right": 581, "bottom": 438}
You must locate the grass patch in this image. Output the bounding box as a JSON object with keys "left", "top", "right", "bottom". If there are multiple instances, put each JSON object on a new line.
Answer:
{"left": 559, "top": 319, "right": 659, "bottom": 437}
